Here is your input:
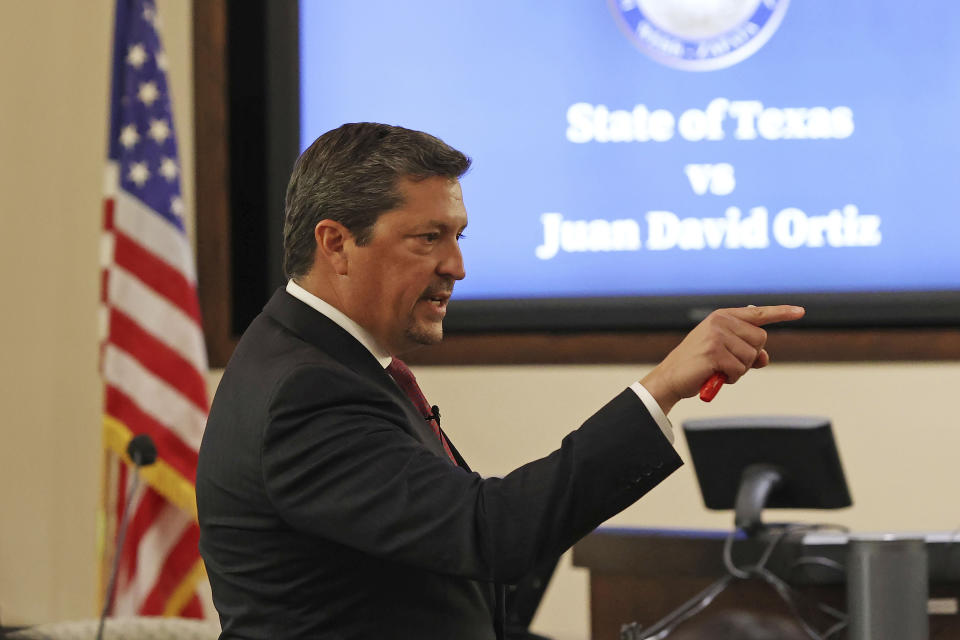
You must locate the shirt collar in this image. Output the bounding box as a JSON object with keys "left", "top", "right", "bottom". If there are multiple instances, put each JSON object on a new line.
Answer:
{"left": 285, "top": 279, "right": 393, "bottom": 369}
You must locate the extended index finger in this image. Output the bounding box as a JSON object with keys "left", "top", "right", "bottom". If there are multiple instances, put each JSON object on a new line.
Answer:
{"left": 724, "top": 305, "right": 806, "bottom": 327}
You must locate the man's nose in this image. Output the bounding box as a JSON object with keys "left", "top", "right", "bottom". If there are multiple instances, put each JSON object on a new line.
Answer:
{"left": 439, "top": 240, "right": 466, "bottom": 281}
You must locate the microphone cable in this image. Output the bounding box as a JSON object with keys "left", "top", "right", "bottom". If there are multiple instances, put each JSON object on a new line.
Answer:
{"left": 623, "top": 523, "right": 849, "bottom": 640}
{"left": 96, "top": 435, "right": 158, "bottom": 640}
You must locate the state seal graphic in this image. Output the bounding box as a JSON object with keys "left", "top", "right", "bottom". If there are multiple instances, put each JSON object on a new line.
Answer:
{"left": 609, "top": 0, "right": 790, "bottom": 71}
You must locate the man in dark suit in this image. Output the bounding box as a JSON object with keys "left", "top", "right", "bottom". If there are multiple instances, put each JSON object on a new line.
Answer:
{"left": 196, "top": 123, "right": 804, "bottom": 639}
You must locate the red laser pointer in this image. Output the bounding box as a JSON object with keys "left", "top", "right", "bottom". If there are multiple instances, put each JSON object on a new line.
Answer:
{"left": 700, "top": 305, "right": 761, "bottom": 402}
{"left": 699, "top": 372, "right": 727, "bottom": 402}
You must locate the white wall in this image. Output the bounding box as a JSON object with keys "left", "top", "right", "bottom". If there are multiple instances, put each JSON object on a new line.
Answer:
{"left": 1, "top": 2, "right": 958, "bottom": 638}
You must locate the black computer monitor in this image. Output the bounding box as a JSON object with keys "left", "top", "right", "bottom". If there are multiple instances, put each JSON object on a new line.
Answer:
{"left": 683, "top": 416, "right": 852, "bottom": 533}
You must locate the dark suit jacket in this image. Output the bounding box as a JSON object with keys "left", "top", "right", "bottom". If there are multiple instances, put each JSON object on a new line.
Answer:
{"left": 197, "top": 289, "right": 683, "bottom": 639}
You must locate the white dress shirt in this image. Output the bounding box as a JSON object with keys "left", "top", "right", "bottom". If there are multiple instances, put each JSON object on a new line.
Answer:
{"left": 285, "top": 280, "right": 675, "bottom": 444}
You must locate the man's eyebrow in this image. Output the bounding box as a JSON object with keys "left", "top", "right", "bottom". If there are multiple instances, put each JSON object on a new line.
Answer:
{"left": 416, "top": 220, "right": 467, "bottom": 231}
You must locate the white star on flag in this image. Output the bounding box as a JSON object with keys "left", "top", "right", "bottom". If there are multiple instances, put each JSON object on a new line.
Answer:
{"left": 126, "top": 43, "right": 148, "bottom": 68}
{"left": 138, "top": 81, "right": 160, "bottom": 106}
{"left": 170, "top": 196, "right": 185, "bottom": 217}
{"left": 159, "top": 157, "right": 179, "bottom": 181}
{"left": 119, "top": 124, "right": 140, "bottom": 150}
{"left": 128, "top": 161, "right": 150, "bottom": 187}
{"left": 143, "top": 3, "right": 163, "bottom": 29}
{"left": 148, "top": 118, "right": 171, "bottom": 144}
{"left": 155, "top": 50, "right": 168, "bottom": 71}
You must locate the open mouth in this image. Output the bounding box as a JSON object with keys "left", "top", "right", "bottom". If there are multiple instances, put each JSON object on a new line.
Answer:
{"left": 422, "top": 291, "right": 451, "bottom": 311}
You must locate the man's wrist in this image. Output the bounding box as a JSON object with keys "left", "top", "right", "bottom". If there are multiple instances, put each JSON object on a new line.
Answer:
{"left": 629, "top": 382, "right": 675, "bottom": 445}
{"left": 639, "top": 371, "right": 679, "bottom": 415}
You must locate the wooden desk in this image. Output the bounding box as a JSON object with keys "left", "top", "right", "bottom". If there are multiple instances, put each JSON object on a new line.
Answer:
{"left": 572, "top": 528, "right": 960, "bottom": 639}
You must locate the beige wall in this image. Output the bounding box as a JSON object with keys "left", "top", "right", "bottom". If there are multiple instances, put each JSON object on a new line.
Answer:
{"left": 1, "top": 2, "right": 958, "bottom": 638}
{"left": 0, "top": 0, "right": 192, "bottom": 625}
{"left": 414, "top": 362, "right": 960, "bottom": 638}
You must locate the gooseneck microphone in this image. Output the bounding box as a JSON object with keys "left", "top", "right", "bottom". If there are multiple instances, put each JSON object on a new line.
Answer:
{"left": 127, "top": 434, "right": 158, "bottom": 466}
{"left": 96, "top": 434, "right": 158, "bottom": 640}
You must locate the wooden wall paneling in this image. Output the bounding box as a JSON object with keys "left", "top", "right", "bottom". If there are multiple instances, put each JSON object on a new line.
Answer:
{"left": 193, "top": 0, "right": 238, "bottom": 367}
{"left": 402, "top": 328, "right": 960, "bottom": 366}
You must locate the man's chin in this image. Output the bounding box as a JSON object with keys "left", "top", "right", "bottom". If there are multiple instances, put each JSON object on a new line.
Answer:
{"left": 404, "top": 322, "right": 444, "bottom": 348}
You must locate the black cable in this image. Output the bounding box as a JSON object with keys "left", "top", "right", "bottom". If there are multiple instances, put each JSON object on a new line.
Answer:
{"left": 633, "top": 574, "right": 735, "bottom": 640}
{"left": 753, "top": 565, "right": 846, "bottom": 640}
{"left": 627, "top": 523, "right": 851, "bottom": 640}
{"left": 637, "top": 525, "right": 795, "bottom": 639}
{"left": 790, "top": 556, "right": 846, "bottom": 575}
{"left": 719, "top": 524, "right": 849, "bottom": 640}
{"left": 822, "top": 618, "right": 848, "bottom": 639}
{"left": 723, "top": 523, "right": 802, "bottom": 578}
{"left": 722, "top": 527, "right": 752, "bottom": 579}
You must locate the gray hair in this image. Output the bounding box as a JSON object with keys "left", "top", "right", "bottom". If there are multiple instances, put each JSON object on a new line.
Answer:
{"left": 282, "top": 122, "right": 471, "bottom": 278}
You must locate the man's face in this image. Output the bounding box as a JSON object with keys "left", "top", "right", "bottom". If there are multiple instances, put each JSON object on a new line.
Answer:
{"left": 344, "top": 176, "right": 467, "bottom": 355}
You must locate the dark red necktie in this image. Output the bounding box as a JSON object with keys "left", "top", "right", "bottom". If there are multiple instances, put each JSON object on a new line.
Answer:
{"left": 386, "top": 358, "right": 457, "bottom": 465}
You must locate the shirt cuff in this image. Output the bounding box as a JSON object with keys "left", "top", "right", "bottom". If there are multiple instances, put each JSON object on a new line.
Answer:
{"left": 629, "top": 381, "right": 675, "bottom": 445}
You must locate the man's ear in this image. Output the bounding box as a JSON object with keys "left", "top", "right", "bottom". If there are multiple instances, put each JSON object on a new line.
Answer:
{"left": 314, "top": 220, "right": 352, "bottom": 275}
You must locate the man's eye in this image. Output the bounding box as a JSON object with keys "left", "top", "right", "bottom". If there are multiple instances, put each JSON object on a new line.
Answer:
{"left": 421, "top": 233, "right": 440, "bottom": 243}
{"left": 456, "top": 232, "right": 467, "bottom": 241}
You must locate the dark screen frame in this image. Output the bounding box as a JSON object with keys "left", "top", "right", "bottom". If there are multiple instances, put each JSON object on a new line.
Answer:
{"left": 193, "top": 0, "right": 960, "bottom": 367}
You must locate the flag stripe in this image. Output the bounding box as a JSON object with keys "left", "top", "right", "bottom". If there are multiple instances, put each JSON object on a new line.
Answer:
{"left": 112, "top": 182, "right": 197, "bottom": 284}
{"left": 116, "top": 487, "right": 167, "bottom": 606}
{"left": 103, "top": 416, "right": 200, "bottom": 519}
{"left": 180, "top": 594, "right": 204, "bottom": 618}
{"left": 101, "top": 234, "right": 116, "bottom": 275}
{"left": 196, "top": 567, "right": 218, "bottom": 620}
{"left": 162, "top": 558, "right": 206, "bottom": 616}
{"left": 106, "top": 265, "right": 207, "bottom": 374}
{"left": 105, "top": 388, "right": 199, "bottom": 483}
{"left": 109, "top": 460, "right": 130, "bottom": 613}
{"left": 141, "top": 525, "right": 201, "bottom": 614}
{"left": 109, "top": 308, "right": 208, "bottom": 411}
{"left": 132, "top": 507, "right": 192, "bottom": 615}
{"left": 115, "top": 495, "right": 189, "bottom": 614}
{"left": 103, "top": 344, "right": 206, "bottom": 449}
{"left": 113, "top": 231, "right": 202, "bottom": 324}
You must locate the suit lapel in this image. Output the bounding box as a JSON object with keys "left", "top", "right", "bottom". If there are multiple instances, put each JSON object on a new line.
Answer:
{"left": 263, "top": 288, "right": 384, "bottom": 379}
{"left": 262, "top": 288, "right": 457, "bottom": 463}
{"left": 440, "top": 427, "right": 471, "bottom": 472}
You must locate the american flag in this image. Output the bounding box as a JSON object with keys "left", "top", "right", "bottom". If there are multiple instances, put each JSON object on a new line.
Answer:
{"left": 100, "top": 0, "right": 213, "bottom": 619}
